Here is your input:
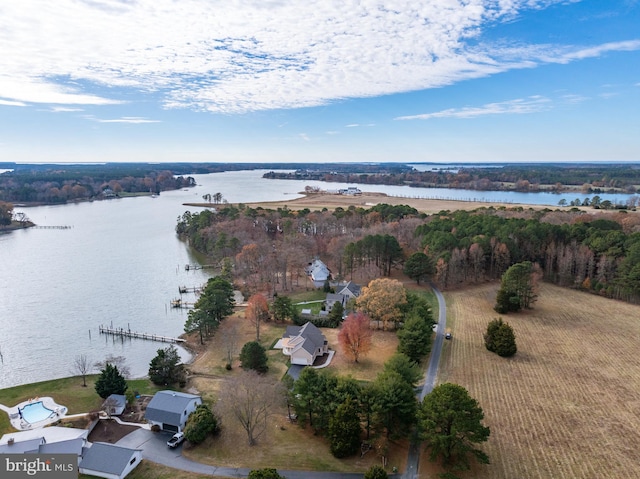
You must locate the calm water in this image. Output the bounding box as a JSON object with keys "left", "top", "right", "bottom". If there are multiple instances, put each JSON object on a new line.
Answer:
{"left": 0, "top": 169, "right": 631, "bottom": 390}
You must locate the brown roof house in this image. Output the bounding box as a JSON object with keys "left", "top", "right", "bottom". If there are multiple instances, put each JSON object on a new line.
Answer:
{"left": 281, "top": 322, "right": 329, "bottom": 366}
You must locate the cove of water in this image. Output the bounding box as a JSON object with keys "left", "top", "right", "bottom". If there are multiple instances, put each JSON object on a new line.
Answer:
{"left": 0, "top": 169, "right": 631, "bottom": 389}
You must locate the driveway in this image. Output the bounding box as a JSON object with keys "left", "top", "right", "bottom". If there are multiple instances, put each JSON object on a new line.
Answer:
{"left": 117, "top": 428, "right": 397, "bottom": 479}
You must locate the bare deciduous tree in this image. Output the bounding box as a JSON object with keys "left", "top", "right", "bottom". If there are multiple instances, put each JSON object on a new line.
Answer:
{"left": 220, "top": 320, "right": 240, "bottom": 368}
{"left": 72, "top": 354, "right": 91, "bottom": 387}
{"left": 94, "top": 354, "right": 131, "bottom": 378}
{"left": 216, "top": 370, "right": 285, "bottom": 446}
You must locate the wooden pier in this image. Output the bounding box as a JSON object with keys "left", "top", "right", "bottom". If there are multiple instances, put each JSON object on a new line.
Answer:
{"left": 99, "top": 325, "right": 185, "bottom": 343}
{"left": 178, "top": 285, "right": 203, "bottom": 294}
{"left": 171, "top": 298, "right": 195, "bottom": 309}
{"left": 35, "top": 225, "right": 72, "bottom": 229}
{"left": 184, "top": 264, "right": 216, "bottom": 271}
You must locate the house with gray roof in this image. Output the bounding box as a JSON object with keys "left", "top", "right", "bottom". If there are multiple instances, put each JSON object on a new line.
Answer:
{"left": 79, "top": 442, "right": 142, "bottom": 479}
{"left": 336, "top": 281, "right": 361, "bottom": 301}
{"left": 325, "top": 292, "right": 347, "bottom": 312}
{"left": 144, "top": 390, "right": 202, "bottom": 433}
{"left": 281, "top": 322, "right": 329, "bottom": 366}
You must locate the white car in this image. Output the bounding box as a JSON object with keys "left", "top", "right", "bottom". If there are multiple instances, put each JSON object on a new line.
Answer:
{"left": 167, "top": 432, "right": 185, "bottom": 448}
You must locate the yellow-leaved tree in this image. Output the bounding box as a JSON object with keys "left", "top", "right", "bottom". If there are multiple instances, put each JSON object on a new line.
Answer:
{"left": 356, "top": 278, "right": 407, "bottom": 330}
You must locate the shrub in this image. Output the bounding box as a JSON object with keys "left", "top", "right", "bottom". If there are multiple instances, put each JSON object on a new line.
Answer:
{"left": 364, "top": 465, "right": 388, "bottom": 479}
{"left": 484, "top": 318, "right": 517, "bottom": 357}
{"left": 240, "top": 341, "right": 268, "bottom": 373}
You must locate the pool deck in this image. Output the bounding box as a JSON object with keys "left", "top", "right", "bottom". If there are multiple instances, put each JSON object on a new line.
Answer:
{"left": 0, "top": 396, "right": 68, "bottom": 430}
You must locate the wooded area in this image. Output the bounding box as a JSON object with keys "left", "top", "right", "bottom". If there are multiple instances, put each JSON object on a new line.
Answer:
{"left": 177, "top": 202, "right": 640, "bottom": 304}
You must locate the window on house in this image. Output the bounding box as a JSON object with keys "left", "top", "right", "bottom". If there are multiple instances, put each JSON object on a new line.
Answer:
{"left": 129, "top": 457, "right": 137, "bottom": 465}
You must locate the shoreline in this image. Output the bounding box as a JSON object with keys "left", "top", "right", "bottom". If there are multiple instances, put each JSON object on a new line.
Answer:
{"left": 185, "top": 191, "right": 577, "bottom": 215}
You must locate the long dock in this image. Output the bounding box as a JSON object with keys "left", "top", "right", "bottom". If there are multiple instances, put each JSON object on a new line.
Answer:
{"left": 98, "top": 325, "right": 185, "bottom": 343}
{"left": 35, "top": 225, "right": 72, "bottom": 229}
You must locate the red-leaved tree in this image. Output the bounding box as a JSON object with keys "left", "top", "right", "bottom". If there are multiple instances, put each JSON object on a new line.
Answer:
{"left": 338, "top": 312, "right": 373, "bottom": 363}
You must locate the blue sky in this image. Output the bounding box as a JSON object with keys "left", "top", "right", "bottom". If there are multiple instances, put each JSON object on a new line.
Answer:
{"left": 1, "top": 0, "right": 639, "bottom": 164}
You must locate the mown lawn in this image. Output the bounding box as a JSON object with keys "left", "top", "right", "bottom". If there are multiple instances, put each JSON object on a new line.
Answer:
{"left": 0, "top": 376, "right": 162, "bottom": 436}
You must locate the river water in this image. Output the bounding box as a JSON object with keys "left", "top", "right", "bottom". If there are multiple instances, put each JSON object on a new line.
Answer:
{"left": 0, "top": 169, "right": 632, "bottom": 389}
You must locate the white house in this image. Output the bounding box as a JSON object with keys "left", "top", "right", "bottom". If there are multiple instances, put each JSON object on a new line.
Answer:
{"left": 144, "top": 390, "right": 202, "bottom": 433}
{"left": 79, "top": 442, "right": 142, "bottom": 479}
{"left": 325, "top": 293, "right": 347, "bottom": 312}
{"left": 306, "top": 259, "right": 331, "bottom": 283}
{"left": 281, "top": 322, "right": 329, "bottom": 366}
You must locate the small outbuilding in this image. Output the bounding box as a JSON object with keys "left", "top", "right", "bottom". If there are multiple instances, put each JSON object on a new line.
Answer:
{"left": 144, "top": 390, "right": 202, "bottom": 433}
{"left": 79, "top": 442, "right": 142, "bottom": 479}
{"left": 103, "top": 394, "right": 127, "bottom": 416}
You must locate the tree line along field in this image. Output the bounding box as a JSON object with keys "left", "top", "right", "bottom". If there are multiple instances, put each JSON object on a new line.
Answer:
{"left": 438, "top": 282, "right": 640, "bottom": 479}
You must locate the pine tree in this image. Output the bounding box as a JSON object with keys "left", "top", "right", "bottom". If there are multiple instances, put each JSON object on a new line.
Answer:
{"left": 94, "top": 363, "right": 127, "bottom": 399}
{"left": 328, "top": 397, "right": 362, "bottom": 458}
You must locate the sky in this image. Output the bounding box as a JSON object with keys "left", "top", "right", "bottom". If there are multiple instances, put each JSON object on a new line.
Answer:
{"left": 1, "top": 0, "right": 639, "bottom": 164}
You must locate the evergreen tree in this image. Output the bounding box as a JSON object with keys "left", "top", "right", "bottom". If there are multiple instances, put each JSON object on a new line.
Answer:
{"left": 183, "top": 404, "right": 219, "bottom": 444}
{"left": 328, "top": 397, "right": 362, "bottom": 458}
{"left": 403, "top": 252, "right": 435, "bottom": 284}
{"left": 95, "top": 363, "right": 127, "bottom": 399}
{"left": 148, "top": 345, "right": 186, "bottom": 386}
{"left": 398, "top": 312, "right": 433, "bottom": 362}
{"left": 239, "top": 341, "right": 268, "bottom": 373}
{"left": 419, "top": 383, "right": 490, "bottom": 475}
{"left": 484, "top": 318, "right": 517, "bottom": 357}
{"left": 495, "top": 261, "right": 539, "bottom": 313}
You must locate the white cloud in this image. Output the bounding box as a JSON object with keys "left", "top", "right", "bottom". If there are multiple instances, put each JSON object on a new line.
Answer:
{"left": 49, "top": 107, "right": 84, "bottom": 112}
{"left": 0, "top": 1, "right": 638, "bottom": 113}
{"left": 0, "top": 98, "right": 26, "bottom": 107}
{"left": 395, "top": 96, "right": 552, "bottom": 120}
{"left": 89, "top": 116, "right": 161, "bottom": 124}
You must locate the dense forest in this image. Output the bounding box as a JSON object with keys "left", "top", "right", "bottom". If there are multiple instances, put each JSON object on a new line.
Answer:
{"left": 176, "top": 202, "right": 640, "bottom": 304}
{"left": 0, "top": 164, "right": 195, "bottom": 204}
{"left": 265, "top": 163, "right": 640, "bottom": 195}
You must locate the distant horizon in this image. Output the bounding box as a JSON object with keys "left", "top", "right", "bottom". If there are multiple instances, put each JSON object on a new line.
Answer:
{"left": 2, "top": 2, "right": 639, "bottom": 164}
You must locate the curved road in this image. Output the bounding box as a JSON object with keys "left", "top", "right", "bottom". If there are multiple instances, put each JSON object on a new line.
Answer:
{"left": 116, "top": 285, "right": 447, "bottom": 479}
{"left": 403, "top": 285, "right": 447, "bottom": 479}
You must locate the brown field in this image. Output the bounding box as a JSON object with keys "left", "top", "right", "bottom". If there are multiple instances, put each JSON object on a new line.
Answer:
{"left": 432, "top": 282, "right": 640, "bottom": 479}
{"left": 181, "top": 306, "right": 404, "bottom": 472}
{"left": 189, "top": 192, "right": 559, "bottom": 215}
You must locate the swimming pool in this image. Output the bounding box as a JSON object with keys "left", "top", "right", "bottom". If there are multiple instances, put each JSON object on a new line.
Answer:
{"left": 20, "top": 401, "right": 55, "bottom": 424}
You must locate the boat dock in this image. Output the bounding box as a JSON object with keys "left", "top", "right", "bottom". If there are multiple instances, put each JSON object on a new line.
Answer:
{"left": 184, "top": 264, "right": 216, "bottom": 271}
{"left": 171, "top": 298, "right": 195, "bottom": 309}
{"left": 178, "top": 285, "right": 203, "bottom": 294}
{"left": 35, "top": 225, "right": 72, "bottom": 229}
{"left": 98, "top": 325, "right": 185, "bottom": 343}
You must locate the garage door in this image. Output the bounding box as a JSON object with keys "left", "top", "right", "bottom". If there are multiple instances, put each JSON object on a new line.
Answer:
{"left": 163, "top": 423, "right": 179, "bottom": 433}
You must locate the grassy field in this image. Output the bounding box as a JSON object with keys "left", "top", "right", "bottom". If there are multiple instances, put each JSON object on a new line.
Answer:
{"left": 430, "top": 282, "right": 640, "bottom": 479}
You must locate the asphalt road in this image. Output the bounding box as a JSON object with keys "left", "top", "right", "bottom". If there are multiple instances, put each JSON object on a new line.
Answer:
{"left": 402, "top": 284, "right": 447, "bottom": 479}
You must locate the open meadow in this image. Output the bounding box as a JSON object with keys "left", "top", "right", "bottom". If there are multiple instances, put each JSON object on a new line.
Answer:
{"left": 435, "top": 282, "right": 640, "bottom": 479}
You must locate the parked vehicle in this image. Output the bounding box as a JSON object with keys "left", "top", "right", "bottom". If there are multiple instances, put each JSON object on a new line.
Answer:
{"left": 167, "top": 432, "right": 185, "bottom": 448}
{"left": 445, "top": 332, "right": 452, "bottom": 340}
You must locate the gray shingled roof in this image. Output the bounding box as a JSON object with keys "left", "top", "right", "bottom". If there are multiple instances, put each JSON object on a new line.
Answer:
{"left": 79, "top": 442, "right": 140, "bottom": 475}
{"left": 144, "top": 390, "right": 200, "bottom": 426}
{"left": 38, "top": 438, "right": 84, "bottom": 455}
{"left": 0, "top": 437, "right": 43, "bottom": 454}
